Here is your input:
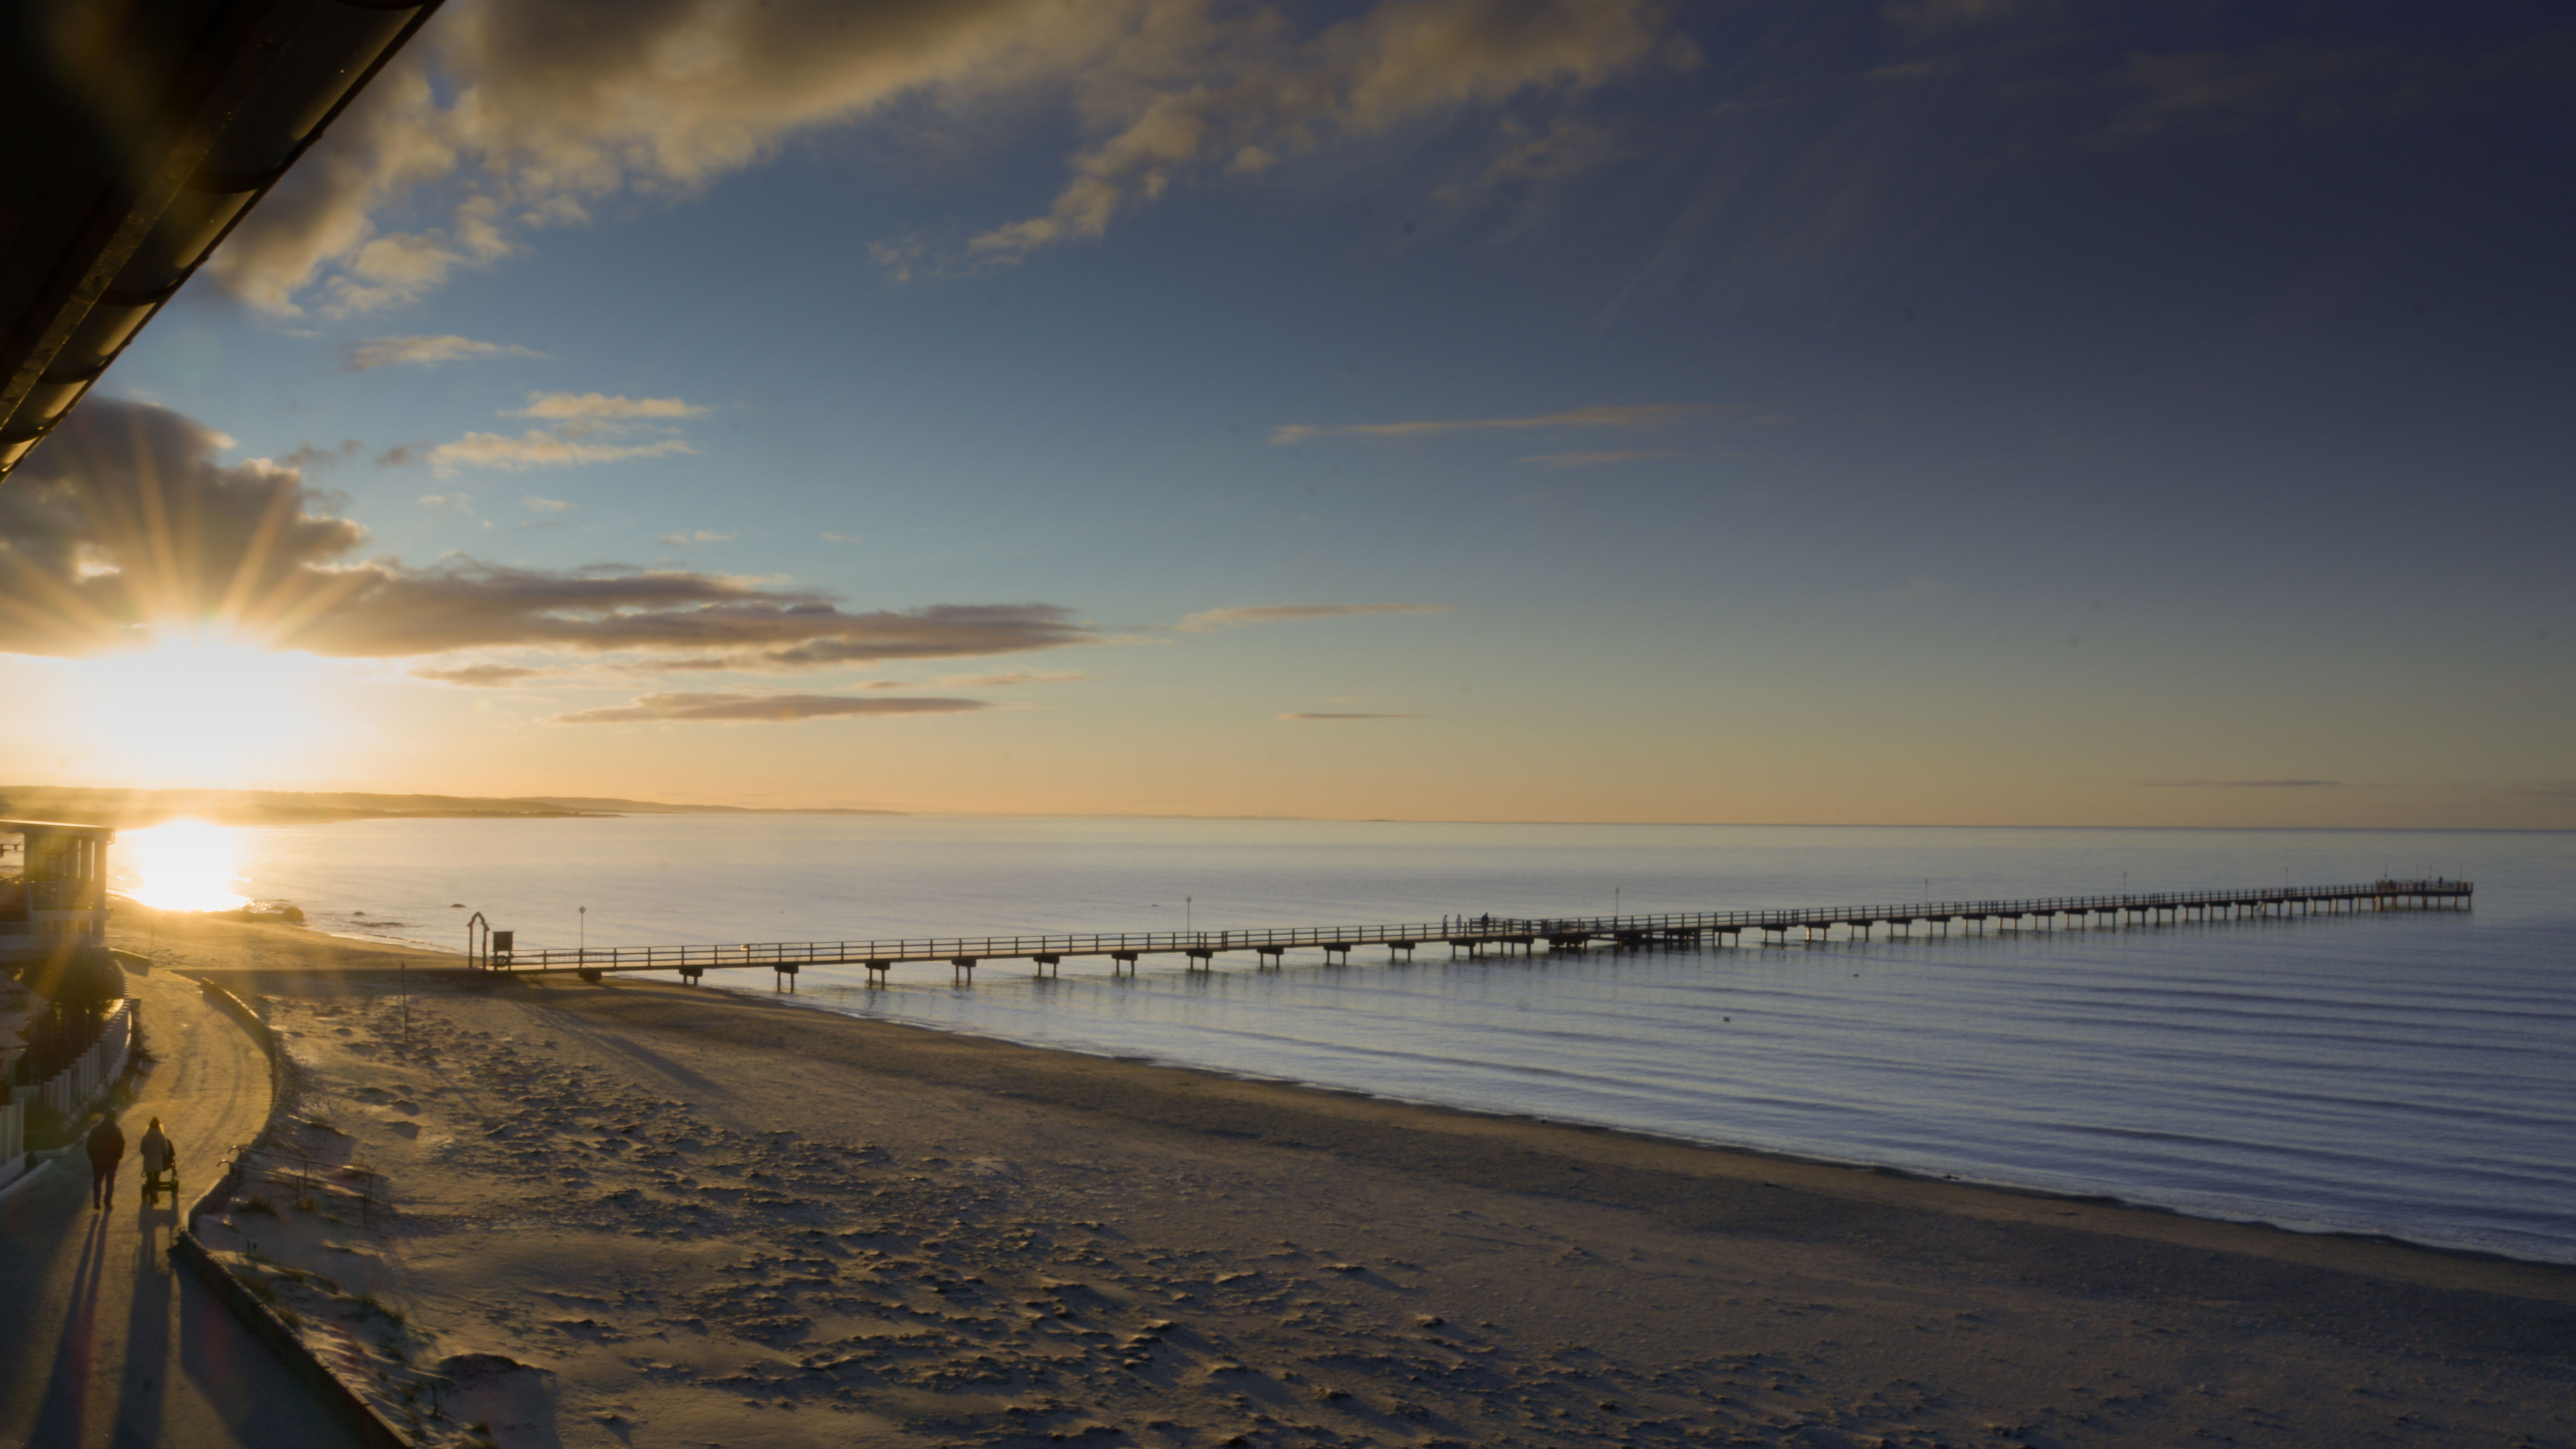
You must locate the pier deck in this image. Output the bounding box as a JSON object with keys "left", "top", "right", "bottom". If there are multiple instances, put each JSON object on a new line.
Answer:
{"left": 475, "top": 878, "right": 2472, "bottom": 983}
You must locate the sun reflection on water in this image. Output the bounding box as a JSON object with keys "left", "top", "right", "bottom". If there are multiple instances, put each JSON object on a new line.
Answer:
{"left": 120, "top": 820, "right": 250, "bottom": 912}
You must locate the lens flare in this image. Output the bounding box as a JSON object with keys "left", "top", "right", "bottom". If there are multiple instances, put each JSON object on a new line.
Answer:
{"left": 118, "top": 819, "right": 250, "bottom": 912}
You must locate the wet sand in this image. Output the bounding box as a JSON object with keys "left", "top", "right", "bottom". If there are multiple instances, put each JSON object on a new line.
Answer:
{"left": 125, "top": 912, "right": 2576, "bottom": 1448}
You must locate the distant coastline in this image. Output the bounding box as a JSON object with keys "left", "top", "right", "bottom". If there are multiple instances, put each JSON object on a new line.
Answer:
{"left": 0, "top": 784, "right": 902, "bottom": 829}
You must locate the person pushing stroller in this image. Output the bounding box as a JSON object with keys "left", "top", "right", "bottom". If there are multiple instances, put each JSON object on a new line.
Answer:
{"left": 138, "top": 1117, "right": 176, "bottom": 1206}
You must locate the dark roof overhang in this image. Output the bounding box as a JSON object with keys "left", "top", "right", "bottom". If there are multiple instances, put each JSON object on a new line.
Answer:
{"left": 0, "top": 0, "right": 447, "bottom": 482}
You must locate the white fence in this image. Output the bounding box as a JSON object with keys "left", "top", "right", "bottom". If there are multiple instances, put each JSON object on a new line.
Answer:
{"left": 33, "top": 997, "right": 134, "bottom": 1120}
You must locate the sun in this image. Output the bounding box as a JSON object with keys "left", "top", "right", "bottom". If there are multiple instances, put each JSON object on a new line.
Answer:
{"left": 62, "top": 632, "right": 343, "bottom": 787}
{"left": 117, "top": 818, "right": 251, "bottom": 911}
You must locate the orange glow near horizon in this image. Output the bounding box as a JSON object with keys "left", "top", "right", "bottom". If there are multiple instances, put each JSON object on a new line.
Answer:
{"left": 118, "top": 818, "right": 250, "bottom": 911}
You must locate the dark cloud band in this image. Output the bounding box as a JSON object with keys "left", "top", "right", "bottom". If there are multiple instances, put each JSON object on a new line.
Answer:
{"left": 0, "top": 400, "right": 1094, "bottom": 668}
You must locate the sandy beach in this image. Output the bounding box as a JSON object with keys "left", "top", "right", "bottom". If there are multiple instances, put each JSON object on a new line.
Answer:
{"left": 123, "top": 910, "right": 2576, "bottom": 1448}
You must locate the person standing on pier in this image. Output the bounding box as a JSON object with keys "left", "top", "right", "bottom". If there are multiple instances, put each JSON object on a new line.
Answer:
{"left": 87, "top": 1109, "right": 126, "bottom": 1210}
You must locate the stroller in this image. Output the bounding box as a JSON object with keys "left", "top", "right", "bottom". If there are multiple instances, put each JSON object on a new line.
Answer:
{"left": 140, "top": 1149, "right": 180, "bottom": 1208}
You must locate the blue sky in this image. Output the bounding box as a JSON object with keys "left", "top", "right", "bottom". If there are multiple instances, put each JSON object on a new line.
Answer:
{"left": 6, "top": 0, "right": 2569, "bottom": 825}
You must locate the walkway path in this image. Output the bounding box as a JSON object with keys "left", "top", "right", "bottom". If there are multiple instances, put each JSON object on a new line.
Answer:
{"left": 0, "top": 964, "right": 363, "bottom": 1448}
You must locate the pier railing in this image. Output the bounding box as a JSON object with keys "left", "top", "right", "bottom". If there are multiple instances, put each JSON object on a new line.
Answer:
{"left": 482, "top": 877, "right": 2470, "bottom": 975}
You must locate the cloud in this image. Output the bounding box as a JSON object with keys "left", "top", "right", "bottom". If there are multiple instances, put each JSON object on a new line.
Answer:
{"left": 275, "top": 439, "right": 363, "bottom": 472}
{"left": 204, "top": 0, "right": 1691, "bottom": 311}
{"left": 956, "top": 0, "right": 1694, "bottom": 272}
{"left": 1880, "top": 0, "right": 2056, "bottom": 31}
{"left": 425, "top": 392, "right": 714, "bottom": 477}
{"left": 1518, "top": 448, "right": 1684, "bottom": 466}
{"left": 1180, "top": 603, "right": 1452, "bottom": 632}
{"left": 343, "top": 335, "right": 547, "bottom": 370}
{"left": 548, "top": 693, "right": 988, "bottom": 725}
{"left": 2091, "top": 43, "right": 2506, "bottom": 143}
{"left": 315, "top": 224, "right": 503, "bottom": 315}
{"left": 1274, "top": 403, "right": 1755, "bottom": 444}
{"left": 931, "top": 669, "right": 1085, "bottom": 687}
{"left": 0, "top": 400, "right": 1100, "bottom": 670}
{"left": 376, "top": 440, "right": 433, "bottom": 469}
{"left": 426, "top": 430, "right": 698, "bottom": 476}
{"left": 411, "top": 662, "right": 551, "bottom": 687}
{"left": 1280, "top": 712, "right": 1426, "bottom": 721}
{"left": 1437, "top": 113, "right": 1633, "bottom": 206}
{"left": 522, "top": 496, "right": 573, "bottom": 514}
{"left": 509, "top": 392, "right": 709, "bottom": 420}
{"left": 418, "top": 492, "right": 475, "bottom": 515}
{"left": 2142, "top": 779, "right": 2347, "bottom": 789}
{"left": 661, "top": 530, "right": 735, "bottom": 547}
{"left": 820, "top": 531, "right": 862, "bottom": 543}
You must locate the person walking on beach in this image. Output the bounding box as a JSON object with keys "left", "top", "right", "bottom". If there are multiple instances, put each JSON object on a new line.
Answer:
{"left": 87, "top": 1110, "right": 126, "bottom": 1210}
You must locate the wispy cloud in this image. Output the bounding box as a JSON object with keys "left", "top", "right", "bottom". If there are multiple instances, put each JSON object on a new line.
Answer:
{"left": 206, "top": 1, "right": 1691, "bottom": 311}
{"left": 2143, "top": 779, "right": 2347, "bottom": 789}
{"left": 661, "top": 530, "right": 735, "bottom": 547}
{"left": 1274, "top": 404, "right": 1756, "bottom": 445}
{"left": 1518, "top": 448, "right": 1685, "bottom": 466}
{"left": 950, "top": 3, "right": 1690, "bottom": 274}
{"left": 411, "top": 663, "right": 551, "bottom": 687}
{"left": 549, "top": 693, "right": 988, "bottom": 725}
{"left": 509, "top": 392, "right": 710, "bottom": 421}
{"left": 931, "top": 670, "right": 1086, "bottom": 688}
{"left": 418, "top": 492, "right": 474, "bottom": 515}
{"left": 343, "top": 335, "right": 546, "bottom": 370}
{"left": 1181, "top": 603, "right": 1452, "bottom": 633}
{"left": 1439, "top": 114, "right": 1634, "bottom": 207}
{"left": 522, "top": 495, "right": 573, "bottom": 515}
{"left": 428, "top": 392, "right": 712, "bottom": 477}
{"left": 428, "top": 432, "right": 697, "bottom": 476}
{"left": 274, "top": 439, "right": 362, "bottom": 471}
{"left": 1280, "top": 712, "right": 1427, "bottom": 721}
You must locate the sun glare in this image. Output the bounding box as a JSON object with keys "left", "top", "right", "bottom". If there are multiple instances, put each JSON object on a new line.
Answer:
{"left": 64, "top": 633, "right": 339, "bottom": 787}
{"left": 118, "top": 819, "right": 250, "bottom": 912}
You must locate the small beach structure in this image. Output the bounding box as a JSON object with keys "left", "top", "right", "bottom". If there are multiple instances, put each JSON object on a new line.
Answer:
{"left": 1, "top": 819, "right": 128, "bottom": 1190}
{"left": 0, "top": 818, "right": 113, "bottom": 967}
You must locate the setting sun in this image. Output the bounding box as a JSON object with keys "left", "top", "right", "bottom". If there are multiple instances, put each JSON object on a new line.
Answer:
{"left": 115, "top": 817, "right": 250, "bottom": 912}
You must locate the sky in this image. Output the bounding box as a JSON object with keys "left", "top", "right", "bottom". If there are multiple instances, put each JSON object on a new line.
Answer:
{"left": 2, "top": 0, "right": 2569, "bottom": 827}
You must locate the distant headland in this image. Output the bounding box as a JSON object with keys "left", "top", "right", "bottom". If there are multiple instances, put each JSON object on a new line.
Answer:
{"left": 0, "top": 785, "right": 902, "bottom": 828}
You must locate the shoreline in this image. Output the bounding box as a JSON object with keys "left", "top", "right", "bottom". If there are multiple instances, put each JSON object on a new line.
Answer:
{"left": 765, "top": 984, "right": 2576, "bottom": 1274}
{"left": 125, "top": 906, "right": 2576, "bottom": 1275}
{"left": 121, "top": 913, "right": 2576, "bottom": 1443}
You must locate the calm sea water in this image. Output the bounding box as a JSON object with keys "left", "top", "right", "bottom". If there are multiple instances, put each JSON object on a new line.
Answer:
{"left": 119, "top": 816, "right": 2576, "bottom": 1263}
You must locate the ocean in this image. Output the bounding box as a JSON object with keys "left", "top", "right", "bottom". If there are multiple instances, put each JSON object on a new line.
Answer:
{"left": 114, "top": 814, "right": 2576, "bottom": 1263}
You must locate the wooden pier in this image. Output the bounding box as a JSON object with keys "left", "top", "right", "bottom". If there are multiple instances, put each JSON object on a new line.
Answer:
{"left": 471, "top": 878, "right": 2473, "bottom": 987}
